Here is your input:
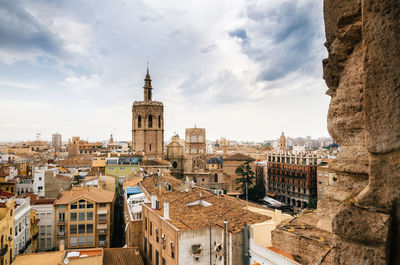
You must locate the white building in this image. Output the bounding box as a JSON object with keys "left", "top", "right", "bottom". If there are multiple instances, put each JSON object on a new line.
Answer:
{"left": 32, "top": 166, "right": 46, "bottom": 197}
{"left": 14, "top": 197, "right": 31, "bottom": 258}
{"left": 32, "top": 199, "right": 55, "bottom": 251}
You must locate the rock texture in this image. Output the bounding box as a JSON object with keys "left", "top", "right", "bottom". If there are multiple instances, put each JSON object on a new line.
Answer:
{"left": 272, "top": 1, "right": 400, "bottom": 264}
{"left": 322, "top": 0, "right": 399, "bottom": 264}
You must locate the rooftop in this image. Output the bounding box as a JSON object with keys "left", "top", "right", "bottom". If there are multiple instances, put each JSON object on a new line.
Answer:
{"left": 55, "top": 186, "right": 115, "bottom": 205}
{"left": 103, "top": 248, "right": 144, "bottom": 265}
{"left": 224, "top": 153, "right": 255, "bottom": 161}
{"left": 140, "top": 175, "right": 271, "bottom": 233}
{"left": 10, "top": 251, "right": 65, "bottom": 265}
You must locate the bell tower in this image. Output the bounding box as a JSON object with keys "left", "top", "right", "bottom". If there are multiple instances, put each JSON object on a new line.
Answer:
{"left": 132, "top": 67, "right": 164, "bottom": 158}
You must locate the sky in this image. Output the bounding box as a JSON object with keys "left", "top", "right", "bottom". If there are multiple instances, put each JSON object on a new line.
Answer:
{"left": 0, "top": 0, "right": 330, "bottom": 143}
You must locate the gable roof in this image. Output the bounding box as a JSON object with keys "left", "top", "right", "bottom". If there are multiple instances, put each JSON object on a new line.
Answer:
{"left": 54, "top": 187, "right": 115, "bottom": 205}
{"left": 103, "top": 248, "right": 144, "bottom": 265}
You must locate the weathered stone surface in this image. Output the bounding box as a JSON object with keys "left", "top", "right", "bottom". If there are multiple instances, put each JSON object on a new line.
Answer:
{"left": 363, "top": 0, "right": 400, "bottom": 154}
{"left": 332, "top": 204, "right": 391, "bottom": 244}
{"left": 333, "top": 237, "right": 388, "bottom": 265}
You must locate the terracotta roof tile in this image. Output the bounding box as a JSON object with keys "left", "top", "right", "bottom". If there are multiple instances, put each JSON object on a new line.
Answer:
{"left": 103, "top": 248, "right": 144, "bottom": 265}
{"left": 55, "top": 186, "right": 115, "bottom": 205}
{"left": 224, "top": 153, "right": 255, "bottom": 161}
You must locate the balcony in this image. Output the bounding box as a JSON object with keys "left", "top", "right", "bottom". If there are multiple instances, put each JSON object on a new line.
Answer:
{"left": 98, "top": 241, "right": 106, "bottom": 247}
{"left": 0, "top": 244, "right": 8, "bottom": 256}
{"left": 58, "top": 231, "right": 65, "bottom": 236}
{"left": 58, "top": 219, "right": 66, "bottom": 224}
{"left": 98, "top": 229, "right": 107, "bottom": 234}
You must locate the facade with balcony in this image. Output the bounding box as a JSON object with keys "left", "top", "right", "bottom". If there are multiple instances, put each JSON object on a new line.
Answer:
{"left": 0, "top": 198, "right": 14, "bottom": 265}
{"left": 13, "top": 197, "right": 31, "bottom": 258}
{"left": 54, "top": 186, "right": 115, "bottom": 249}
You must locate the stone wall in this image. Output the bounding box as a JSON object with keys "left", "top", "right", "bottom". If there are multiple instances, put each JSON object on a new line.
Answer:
{"left": 320, "top": 0, "right": 400, "bottom": 264}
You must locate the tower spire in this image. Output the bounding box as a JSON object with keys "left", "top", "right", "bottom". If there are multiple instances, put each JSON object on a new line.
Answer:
{"left": 144, "top": 63, "right": 152, "bottom": 102}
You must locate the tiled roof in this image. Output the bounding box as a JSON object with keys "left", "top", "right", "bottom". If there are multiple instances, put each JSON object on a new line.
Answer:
{"left": 103, "top": 248, "right": 144, "bottom": 265}
{"left": 54, "top": 186, "right": 115, "bottom": 205}
{"left": 140, "top": 159, "right": 171, "bottom": 166}
{"left": 140, "top": 175, "right": 271, "bottom": 234}
{"left": 224, "top": 153, "right": 255, "bottom": 161}
{"left": 10, "top": 251, "right": 64, "bottom": 265}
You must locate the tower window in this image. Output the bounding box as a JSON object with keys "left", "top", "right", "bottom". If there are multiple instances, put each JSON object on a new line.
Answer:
{"left": 149, "top": 115, "right": 153, "bottom": 128}
{"left": 149, "top": 144, "right": 152, "bottom": 151}
{"left": 158, "top": 116, "right": 161, "bottom": 128}
{"left": 172, "top": 162, "right": 178, "bottom": 169}
{"left": 138, "top": 116, "right": 142, "bottom": 128}
{"left": 148, "top": 90, "right": 151, "bottom": 101}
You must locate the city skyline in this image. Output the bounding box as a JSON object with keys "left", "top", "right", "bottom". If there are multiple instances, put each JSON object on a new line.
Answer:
{"left": 0, "top": 0, "right": 329, "bottom": 142}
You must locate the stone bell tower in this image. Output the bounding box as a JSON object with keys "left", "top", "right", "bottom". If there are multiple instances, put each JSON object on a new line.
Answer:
{"left": 132, "top": 67, "right": 164, "bottom": 158}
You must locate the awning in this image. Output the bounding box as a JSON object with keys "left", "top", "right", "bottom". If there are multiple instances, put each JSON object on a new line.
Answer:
{"left": 97, "top": 209, "right": 108, "bottom": 215}
{"left": 97, "top": 223, "right": 107, "bottom": 229}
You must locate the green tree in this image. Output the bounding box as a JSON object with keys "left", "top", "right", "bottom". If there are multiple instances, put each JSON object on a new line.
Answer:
{"left": 235, "top": 160, "right": 255, "bottom": 195}
{"left": 248, "top": 185, "right": 266, "bottom": 201}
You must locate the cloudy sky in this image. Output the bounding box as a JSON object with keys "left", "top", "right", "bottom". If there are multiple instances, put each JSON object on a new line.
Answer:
{"left": 0, "top": 0, "right": 329, "bottom": 143}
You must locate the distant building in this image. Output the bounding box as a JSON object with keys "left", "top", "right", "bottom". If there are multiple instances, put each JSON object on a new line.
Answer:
{"left": 51, "top": 133, "right": 62, "bottom": 149}
{"left": 67, "top": 137, "right": 103, "bottom": 157}
{"left": 14, "top": 197, "right": 32, "bottom": 257}
{"left": 165, "top": 135, "right": 185, "bottom": 178}
{"left": 54, "top": 186, "right": 115, "bottom": 249}
{"left": 279, "top": 132, "right": 287, "bottom": 150}
{"left": 317, "top": 160, "right": 337, "bottom": 199}
{"left": 132, "top": 68, "right": 164, "bottom": 159}
{"left": 185, "top": 127, "right": 206, "bottom": 154}
{"left": 267, "top": 151, "right": 318, "bottom": 211}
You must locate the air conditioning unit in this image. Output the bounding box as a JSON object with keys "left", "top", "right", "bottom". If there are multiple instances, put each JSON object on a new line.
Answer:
{"left": 214, "top": 244, "right": 224, "bottom": 256}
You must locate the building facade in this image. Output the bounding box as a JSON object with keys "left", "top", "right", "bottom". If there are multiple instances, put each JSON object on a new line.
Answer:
{"left": 51, "top": 133, "right": 62, "bottom": 149}
{"left": 14, "top": 197, "right": 31, "bottom": 258}
{"left": 316, "top": 161, "right": 337, "bottom": 199}
{"left": 185, "top": 128, "right": 206, "bottom": 154}
{"left": 132, "top": 69, "right": 164, "bottom": 159}
{"left": 0, "top": 198, "right": 14, "bottom": 265}
{"left": 54, "top": 187, "right": 115, "bottom": 249}
{"left": 267, "top": 151, "right": 317, "bottom": 211}
{"left": 31, "top": 199, "right": 55, "bottom": 251}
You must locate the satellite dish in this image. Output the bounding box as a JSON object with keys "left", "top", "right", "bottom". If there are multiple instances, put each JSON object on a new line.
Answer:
{"left": 64, "top": 258, "right": 69, "bottom": 264}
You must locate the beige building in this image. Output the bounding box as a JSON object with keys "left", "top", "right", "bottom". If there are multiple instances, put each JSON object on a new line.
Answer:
{"left": 165, "top": 135, "right": 185, "bottom": 178}
{"left": 132, "top": 68, "right": 164, "bottom": 159}
{"left": 0, "top": 198, "right": 14, "bottom": 265}
{"left": 54, "top": 187, "right": 115, "bottom": 249}
{"left": 317, "top": 160, "right": 336, "bottom": 199}
{"left": 185, "top": 127, "right": 206, "bottom": 154}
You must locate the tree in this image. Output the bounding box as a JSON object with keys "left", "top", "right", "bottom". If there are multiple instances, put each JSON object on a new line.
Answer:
{"left": 235, "top": 160, "right": 255, "bottom": 195}
{"left": 248, "top": 185, "right": 266, "bottom": 201}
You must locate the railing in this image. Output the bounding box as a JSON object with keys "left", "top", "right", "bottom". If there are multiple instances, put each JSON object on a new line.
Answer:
{"left": 98, "top": 218, "right": 107, "bottom": 224}
{"left": 58, "top": 231, "right": 65, "bottom": 236}
{"left": 98, "top": 241, "right": 106, "bottom": 246}
{"left": 0, "top": 244, "right": 8, "bottom": 256}
{"left": 58, "top": 219, "right": 65, "bottom": 224}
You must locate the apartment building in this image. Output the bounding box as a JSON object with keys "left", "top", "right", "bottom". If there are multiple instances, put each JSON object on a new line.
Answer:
{"left": 126, "top": 174, "right": 273, "bottom": 265}
{"left": 267, "top": 151, "right": 318, "bottom": 211}
{"left": 54, "top": 187, "right": 115, "bottom": 249}
{"left": 31, "top": 198, "right": 55, "bottom": 251}
{"left": 0, "top": 198, "right": 14, "bottom": 265}
{"left": 185, "top": 128, "right": 206, "bottom": 154}
{"left": 29, "top": 209, "right": 39, "bottom": 253}
{"left": 14, "top": 197, "right": 31, "bottom": 258}
{"left": 317, "top": 160, "right": 337, "bottom": 199}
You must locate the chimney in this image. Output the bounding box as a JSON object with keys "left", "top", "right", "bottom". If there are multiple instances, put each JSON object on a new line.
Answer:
{"left": 164, "top": 200, "right": 170, "bottom": 219}
{"left": 151, "top": 193, "right": 157, "bottom": 209}
{"left": 59, "top": 240, "right": 65, "bottom": 251}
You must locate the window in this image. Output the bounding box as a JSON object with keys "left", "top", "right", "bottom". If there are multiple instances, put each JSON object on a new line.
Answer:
{"left": 70, "top": 203, "right": 77, "bottom": 209}
{"left": 171, "top": 241, "right": 175, "bottom": 259}
{"left": 70, "top": 237, "right": 77, "bottom": 247}
{"left": 138, "top": 116, "right": 142, "bottom": 128}
{"left": 144, "top": 237, "right": 147, "bottom": 254}
{"left": 156, "top": 228, "right": 159, "bottom": 243}
{"left": 79, "top": 200, "right": 86, "bottom": 209}
{"left": 148, "top": 115, "right": 153, "bottom": 128}
{"left": 58, "top": 212, "right": 65, "bottom": 222}
{"left": 172, "top": 161, "right": 178, "bottom": 169}
{"left": 70, "top": 225, "right": 77, "bottom": 234}
{"left": 78, "top": 224, "right": 85, "bottom": 234}
{"left": 87, "top": 212, "right": 93, "bottom": 221}
{"left": 79, "top": 212, "right": 85, "bottom": 221}
{"left": 47, "top": 225, "right": 51, "bottom": 235}
{"left": 86, "top": 235, "right": 93, "bottom": 245}
{"left": 39, "top": 177, "right": 42, "bottom": 181}
{"left": 86, "top": 224, "right": 93, "bottom": 234}
{"left": 40, "top": 238, "right": 45, "bottom": 248}
{"left": 78, "top": 235, "right": 85, "bottom": 246}
{"left": 99, "top": 235, "right": 106, "bottom": 241}
{"left": 156, "top": 250, "right": 159, "bottom": 265}
{"left": 149, "top": 144, "right": 151, "bottom": 151}
{"left": 149, "top": 243, "right": 152, "bottom": 261}
{"left": 158, "top": 116, "right": 161, "bottom": 128}
{"left": 150, "top": 222, "right": 152, "bottom": 236}
{"left": 58, "top": 225, "right": 65, "bottom": 234}
{"left": 99, "top": 203, "right": 106, "bottom": 207}
{"left": 162, "top": 258, "right": 166, "bottom": 265}
{"left": 38, "top": 186, "right": 43, "bottom": 190}
{"left": 46, "top": 238, "right": 51, "bottom": 248}
{"left": 70, "top": 213, "right": 77, "bottom": 222}
{"left": 145, "top": 217, "right": 147, "bottom": 231}
{"left": 39, "top": 225, "right": 45, "bottom": 235}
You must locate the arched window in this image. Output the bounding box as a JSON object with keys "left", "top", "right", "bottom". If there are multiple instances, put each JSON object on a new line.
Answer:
{"left": 158, "top": 116, "right": 161, "bottom": 128}
{"left": 138, "top": 116, "right": 142, "bottom": 128}
{"left": 214, "top": 173, "right": 218, "bottom": 182}
{"left": 148, "top": 115, "right": 153, "bottom": 128}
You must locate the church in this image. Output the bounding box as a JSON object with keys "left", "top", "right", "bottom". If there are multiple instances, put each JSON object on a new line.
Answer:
{"left": 131, "top": 68, "right": 164, "bottom": 158}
